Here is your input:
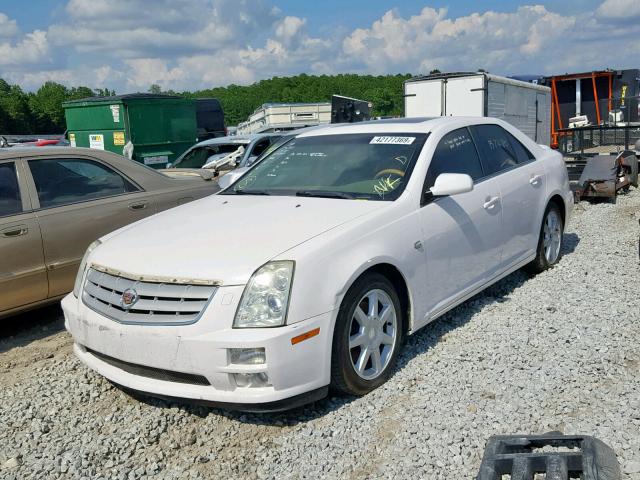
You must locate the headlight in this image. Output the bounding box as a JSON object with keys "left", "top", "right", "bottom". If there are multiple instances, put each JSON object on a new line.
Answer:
{"left": 233, "top": 261, "right": 294, "bottom": 328}
{"left": 73, "top": 240, "right": 101, "bottom": 297}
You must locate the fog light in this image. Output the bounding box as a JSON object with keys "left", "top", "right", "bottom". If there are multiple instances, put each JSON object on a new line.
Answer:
{"left": 229, "top": 348, "right": 266, "bottom": 365}
{"left": 233, "top": 372, "right": 270, "bottom": 388}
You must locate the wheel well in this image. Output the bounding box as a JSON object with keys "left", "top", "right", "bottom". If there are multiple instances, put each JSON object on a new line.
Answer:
{"left": 548, "top": 194, "right": 566, "bottom": 227}
{"left": 356, "top": 263, "right": 411, "bottom": 334}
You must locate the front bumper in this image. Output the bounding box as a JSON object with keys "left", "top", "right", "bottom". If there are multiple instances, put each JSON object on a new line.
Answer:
{"left": 62, "top": 290, "right": 335, "bottom": 409}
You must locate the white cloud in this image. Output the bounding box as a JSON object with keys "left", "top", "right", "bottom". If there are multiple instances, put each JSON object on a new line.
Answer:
{"left": 0, "top": 12, "right": 19, "bottom": 39}
{"left": 0, "top": 30, "right": 49, "bottom": 67}
{"left": 123, "top": 58, "right": 185, "bottom": 89}
{"left": 50, "top": 0, "right": 280, "bottom": 58}
{"left": 596, "top": 0, "right": 640, "bottom": 19}
{"left": 1, "top": 1, "right": 639, "bottom": 92}
{"left": 339, "top": 4, "right": 640, "bottom": 75}
{"left": 275, "top": 16, "right": 307, "bottom": 46}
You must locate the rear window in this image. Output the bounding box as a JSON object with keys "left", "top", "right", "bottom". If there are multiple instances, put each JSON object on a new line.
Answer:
{"left": 470, "top": 124, "right": 519, "bottom": 175}
{"left": 505, "top": 131, "right": 536, "bottom": 163}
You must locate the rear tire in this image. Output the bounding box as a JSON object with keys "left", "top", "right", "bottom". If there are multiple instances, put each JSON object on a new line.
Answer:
{"left": 330, "top": 273, "right": 404, "bottom": 396}
{"left": 525, "top": 202, "right": 564, "bottom": 274}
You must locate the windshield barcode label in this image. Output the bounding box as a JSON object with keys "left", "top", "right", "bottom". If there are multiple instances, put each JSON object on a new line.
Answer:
{"left": 370, "top": 136, "right": 416, "bottom": 145}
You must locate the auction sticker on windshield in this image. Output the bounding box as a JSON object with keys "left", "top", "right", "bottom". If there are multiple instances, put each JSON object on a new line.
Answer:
{"left": 370, "top": 136, "right": 416, "bottom": 145}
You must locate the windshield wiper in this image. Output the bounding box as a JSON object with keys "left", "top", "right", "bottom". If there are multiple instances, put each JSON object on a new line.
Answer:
{"left": 295, "top": 190, "right": 355, "bottom": 199}
{"left": 232, "top": 189, "right": 271, "bottom": 195}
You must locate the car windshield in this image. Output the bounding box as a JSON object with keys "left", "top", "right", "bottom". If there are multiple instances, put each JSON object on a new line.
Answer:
{"left": 173, "top": 143, "right": 248, "bottom": 168}
{"left": 222, "top": 133, "right": 428, "bottom": 201}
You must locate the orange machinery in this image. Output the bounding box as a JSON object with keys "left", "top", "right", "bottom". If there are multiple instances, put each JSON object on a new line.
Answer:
{"left": 548, "top": 71, "right": 614, "bottom": 148}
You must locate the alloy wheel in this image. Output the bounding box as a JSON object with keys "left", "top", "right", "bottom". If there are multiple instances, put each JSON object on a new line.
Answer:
{"left": 348, "top": 289, "right": 398, "bottom": 380}
{"left": 543, "top": 209, "right": 562, "bottom": 264}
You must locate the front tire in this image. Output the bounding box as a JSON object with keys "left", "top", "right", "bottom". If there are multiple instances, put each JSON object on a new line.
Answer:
{"left": 526, "top": 203, "right": 564, "bottom": 274}
{"left": 330, "top": 273, "right": 404, "bottom": 396}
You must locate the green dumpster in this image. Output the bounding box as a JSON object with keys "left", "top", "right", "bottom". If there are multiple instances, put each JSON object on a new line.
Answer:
{"left": 63, "top": 94, "right": 198, "bottom": 168}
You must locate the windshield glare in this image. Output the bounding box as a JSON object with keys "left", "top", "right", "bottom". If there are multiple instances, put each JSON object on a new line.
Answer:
{"left": 224, "top": 133, "right": 427, "bottom": 200}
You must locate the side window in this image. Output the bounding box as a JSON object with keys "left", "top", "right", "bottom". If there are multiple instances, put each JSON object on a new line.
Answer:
{"left": 29, "top": 158, "right": 138, "bottom": 209}
{"left": 505, "top": 131, "right": 536, "bottom": 163}
{"left": 471, "top": 124, "right": 519, "bottom": 175}
{"left": 0, "top": 162, "right": 23, "bottom": 217}
{"left": 251, "top": 139, "right": 271, "bottom": 158}
{"left": 425, "top": 128, "right": 484, "bottom": 189}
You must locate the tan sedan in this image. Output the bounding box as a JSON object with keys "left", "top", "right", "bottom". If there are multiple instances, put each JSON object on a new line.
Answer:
{"left": 1, "top": 147, "right": 219, "bottom": 318}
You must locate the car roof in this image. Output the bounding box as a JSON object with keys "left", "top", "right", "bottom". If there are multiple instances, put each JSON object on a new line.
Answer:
{"left": 295, "top": 116, "right": 511, "bottom": 137}
{"left": 191, "top": 133, "right": 281, "bottom": 148}
{"left": 0, "top": 146, "right": 138, "bottom": 168}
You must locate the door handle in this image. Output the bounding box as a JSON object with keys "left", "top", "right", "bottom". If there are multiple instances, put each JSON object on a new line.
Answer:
{"left": 483, "top": 196, "right": 500, "bottom": 210}
{"left": 128, "top": 202, "right": 148, "bottom": 211}
{"left": 529, "top": 174, "right": 543, "bottom": 186}
{"left": 1, "top": 225, "right": 28, "bottom": 237}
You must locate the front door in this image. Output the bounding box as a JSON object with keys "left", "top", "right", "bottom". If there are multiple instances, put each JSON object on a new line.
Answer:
{"left": 0, "top": 160, "right": 48, "bottom": 314}
{"left": 418, "top": 127, "right": 503, "bottom": 324}
{"left": 24, "top": 156, "right": 154, "bottom": 297}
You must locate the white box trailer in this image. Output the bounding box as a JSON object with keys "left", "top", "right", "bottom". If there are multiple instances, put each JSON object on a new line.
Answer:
{"left": 237, "top": 102, "right": 331, "bottom": 135}
{"left": 404, "top": 72, "right": 552, "bottom": 145}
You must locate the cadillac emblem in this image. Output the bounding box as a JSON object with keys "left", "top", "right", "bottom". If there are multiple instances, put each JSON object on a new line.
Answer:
{"left": 121, "top": 288, "right": 139, "bottom": 309}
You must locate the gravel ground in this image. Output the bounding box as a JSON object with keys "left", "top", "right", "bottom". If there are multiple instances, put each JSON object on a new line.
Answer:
{"left": 1, "top": 188, "right": 639, "bottom": 480}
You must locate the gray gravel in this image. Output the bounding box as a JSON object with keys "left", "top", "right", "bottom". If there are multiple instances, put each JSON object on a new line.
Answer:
{"left": 1, "top": 188, "right": 639, "bottom": 480}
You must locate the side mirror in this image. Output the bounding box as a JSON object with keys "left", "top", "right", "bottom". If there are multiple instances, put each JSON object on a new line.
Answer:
{"left": 430, "top": 173, "right": 474, "bottom": 197}
{"left": 218, "top": 167, "right": 248, "bottom": 190}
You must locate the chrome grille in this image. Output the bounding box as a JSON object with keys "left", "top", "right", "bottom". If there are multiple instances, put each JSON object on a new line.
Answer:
{"left": 82, "top": 268, "right": 217, "bottom": 325}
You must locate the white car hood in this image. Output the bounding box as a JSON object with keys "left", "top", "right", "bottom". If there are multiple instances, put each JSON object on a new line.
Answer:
{"left": 91, "top": 195, "right": 386, "bottom": 285}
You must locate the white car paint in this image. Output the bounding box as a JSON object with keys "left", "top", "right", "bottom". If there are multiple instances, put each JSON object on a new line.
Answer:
{"left": 62, "top": 116, "right": 573, "bottom": 408}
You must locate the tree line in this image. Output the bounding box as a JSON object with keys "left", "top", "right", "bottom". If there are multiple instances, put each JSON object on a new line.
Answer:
{"left": 0, "top": 80, "right": 115, "bottom": 135}
{"left": 0, "top": 73, "right": 412, "bottom": 134}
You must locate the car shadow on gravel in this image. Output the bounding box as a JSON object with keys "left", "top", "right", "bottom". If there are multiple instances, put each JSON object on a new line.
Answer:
{"left": 561, "top": 232, "right": 580, "bottom": 256}
{"left": 0, "top": 304, "right": 65, "bottom": 354}
{"left": 127, "top": 234, "right": 582, "bottom": 425}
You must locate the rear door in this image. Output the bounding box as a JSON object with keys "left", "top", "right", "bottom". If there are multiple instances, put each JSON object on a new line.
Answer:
{"left": 470, "top": 124, "right": 546, "bottom": 268}
{"left": 445, "top": 76, "right": 485, "bottom": 116}
{"left": 418, "top": 127, "right": 503, "bottom": 321}
{"left": 405, "top": 79, "right": 444, "bottom": 117}
{"left": 0, "top": 159, "right": 48, "bottom": 314}
{"left": 24, "top": 156, "right": 156, "bottom": 297}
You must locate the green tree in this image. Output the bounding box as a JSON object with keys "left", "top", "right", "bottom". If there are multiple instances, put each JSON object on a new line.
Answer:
{"left": 68, "top": 86, "right": 95, "bottom": 100}
{"left": 185, "top": 73, "right": 412, "bottom": 125}
{"left": 28, "top": 81, "right": 69, "bottom": 132}
{"left": 0, "top": 81, "right": 32, "bottom": 133}
{"left": 0, "top": 73, "right": 415, "bottom": 133}
{"left": 94, "top": 88, "right": 116, "bottom": 96}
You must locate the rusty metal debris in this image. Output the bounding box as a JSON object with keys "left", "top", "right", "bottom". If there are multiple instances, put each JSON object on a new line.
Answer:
{"left": 565, "top": 151, "right": 638, "bottom": 201}
{"left": 558, "top": 124, "right": 639, "bottom": 201}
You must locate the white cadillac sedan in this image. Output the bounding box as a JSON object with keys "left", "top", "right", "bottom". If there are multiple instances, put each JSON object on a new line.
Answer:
{"left": 62, "top": 117, "right": 573, "bottom": 411}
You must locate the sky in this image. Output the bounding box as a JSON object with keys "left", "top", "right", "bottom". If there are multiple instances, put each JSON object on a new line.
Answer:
{"left": 0, "top": 0, "right": 638, "bottom": 92}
